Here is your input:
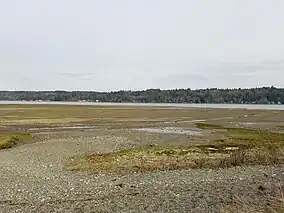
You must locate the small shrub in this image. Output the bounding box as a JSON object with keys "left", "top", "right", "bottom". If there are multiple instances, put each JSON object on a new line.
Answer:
{"left": 219, "top": 149, "right": 248, "bottom": 167}
{"left": 219, "top": 147, "right": 284, "bottom": 168}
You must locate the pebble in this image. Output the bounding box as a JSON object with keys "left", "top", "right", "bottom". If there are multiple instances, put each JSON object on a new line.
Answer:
{"left": 0, "top": 132, "right": 283, "bottom": 213}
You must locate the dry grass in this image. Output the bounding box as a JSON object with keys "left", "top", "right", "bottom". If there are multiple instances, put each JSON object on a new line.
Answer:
{"left": 0, "top": 104, "right": 283, "bottom": 128}
{"left": 0, "top": 106, "right": 191, "bottom": 127}
{"left": 0, "top": 133, "right": 33, "bottom": 149}
{"left": 219, "top": 147, "right": 284, "bottom": 168}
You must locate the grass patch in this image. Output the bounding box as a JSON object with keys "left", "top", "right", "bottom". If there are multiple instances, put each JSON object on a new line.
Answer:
{"left": 65, "top": 144, "right": 284, "bottom": 175}
{"left": 196, "top": 123, "right": 284, "bottom": 148}
{"left": 65, "top": 145, "right": 228, "bottom": 175}
{"left": 0, "top": 133, "right": 33, "bottom": 149}
{"left": 196, "top": 123, "right": 284, "bottom": 168}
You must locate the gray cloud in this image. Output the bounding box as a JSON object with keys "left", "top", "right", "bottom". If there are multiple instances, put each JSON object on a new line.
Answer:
{"left": 155, "top": 60, "right": 284, "bottom": 89}
{"left": 59, "top": 72, "right": 94, "bottom": 78}
{"left": 0, "top": 0, "right": 284, "bottom": 91}
{"left": 195, "top": 60, "right": 284, "bottom": 75}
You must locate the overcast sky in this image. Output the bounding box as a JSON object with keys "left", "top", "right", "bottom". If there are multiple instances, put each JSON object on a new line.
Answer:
{"left": 0, "top": 0, "right": 283, "bottom": 91}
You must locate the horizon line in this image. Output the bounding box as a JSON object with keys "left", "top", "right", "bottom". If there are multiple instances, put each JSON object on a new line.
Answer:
{"left": 0, "top": 86, "right": 281, "bottom": 93}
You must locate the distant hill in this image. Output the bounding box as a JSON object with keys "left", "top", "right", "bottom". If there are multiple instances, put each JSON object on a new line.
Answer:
{"left": 0, "top": 87, "right": 283, "bottom": 104}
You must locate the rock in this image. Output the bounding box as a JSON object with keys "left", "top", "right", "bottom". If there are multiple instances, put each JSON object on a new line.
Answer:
{"left": 116, "top": 183, "right": 124, "bottom": 188}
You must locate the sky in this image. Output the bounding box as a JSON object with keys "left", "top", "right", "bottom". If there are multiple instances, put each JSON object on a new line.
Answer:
{"left": 0, "top": 0, "right": 284, "bottom": 91}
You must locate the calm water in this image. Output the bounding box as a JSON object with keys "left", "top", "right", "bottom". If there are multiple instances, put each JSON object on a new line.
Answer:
{"left": 0, "top": 101, "right": 283, "bottom": 110}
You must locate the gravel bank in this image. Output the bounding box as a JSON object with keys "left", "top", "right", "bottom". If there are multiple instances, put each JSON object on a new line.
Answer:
{"left": 0, "top": 132, "right": 283, "bottom": 213}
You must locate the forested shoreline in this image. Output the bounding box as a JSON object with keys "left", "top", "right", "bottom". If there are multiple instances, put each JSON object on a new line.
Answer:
{"left": 0, "top": 87, "right": 283, "bottom": 104}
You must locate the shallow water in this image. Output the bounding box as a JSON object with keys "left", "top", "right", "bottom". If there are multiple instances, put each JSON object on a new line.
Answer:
{"left": 133, "top": 127, "right": 203, "bottom": 136}
{"left": 0, "top": 101, "right": 283, "bottom": 110}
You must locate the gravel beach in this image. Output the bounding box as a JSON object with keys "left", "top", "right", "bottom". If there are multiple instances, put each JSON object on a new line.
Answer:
{"left": 1, "top": 131, "right": 283, "bottom": 213}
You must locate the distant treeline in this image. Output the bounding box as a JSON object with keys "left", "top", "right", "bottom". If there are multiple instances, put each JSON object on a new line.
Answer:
{"left": 0, "top": 87, "right": 283, "bottom": 104}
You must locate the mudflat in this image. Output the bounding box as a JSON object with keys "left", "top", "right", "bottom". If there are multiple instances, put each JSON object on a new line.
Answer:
{"left": 0, "top": 105, "right": 284, "bottom": 212}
